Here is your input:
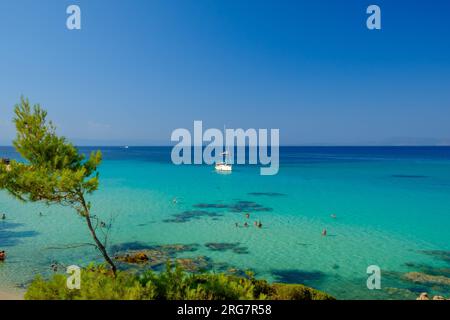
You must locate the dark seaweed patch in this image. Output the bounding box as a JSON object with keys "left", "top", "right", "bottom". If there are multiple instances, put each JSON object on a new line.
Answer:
{"left": 194, "top": 204, "right": 230, "bottom": 209}
{"left": 193, "top": 201, "right": 272, "bottom": 213}
{"left": 332, "top": 264, "right": 340, "bottom": 270}
{"left": 404, "top": 262, "right": 450, "bottom": 277}
{"left": 113, "top": 243, "right": 202, "bottom": 271}
{"left": 271, "top": 269, "right": 326, "bottom": 286}
{"left": 296, "top": 243, "right": 311, "bottom": 247}
{"left": 418, "top": 250, "right": 450, "bottom": 264}
{"left": 248, "top": 192, "right": 286, "bottom": 197}
{"left": 111, "top": 242, "right": 199, "bottom": 254}
{"left": 205, "top": 242, "right": 249, "bottom": 254}
{"left": 383, "top": 270, "right": 450, "bottom": 294}
{"left": 230, "top": 201, "right": 272, "bottom": 213}
{"left": 163, "top": 210, "right": 223, "bottom": 223}
{"left": 110, "top": 241, "right": 152, "bottom": 252}
{"left": 391, "top": 174, "right": 428, "bottom": 179}
{"left": 0, "top": 222, "right": 39, "bottom": 247}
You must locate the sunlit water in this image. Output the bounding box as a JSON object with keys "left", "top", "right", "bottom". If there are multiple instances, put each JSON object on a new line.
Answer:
{"left": 1, "top": 147, "right": 450, "bottom": 299}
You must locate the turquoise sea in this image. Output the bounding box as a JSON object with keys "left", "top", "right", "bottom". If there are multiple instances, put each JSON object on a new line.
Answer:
{"left": 1, "top": 146, "right": 450, "bottom": 299}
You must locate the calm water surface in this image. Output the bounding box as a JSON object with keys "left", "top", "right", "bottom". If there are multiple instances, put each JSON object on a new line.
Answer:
{"left": 1, "top": 146, "right": 450, "bottom": 299}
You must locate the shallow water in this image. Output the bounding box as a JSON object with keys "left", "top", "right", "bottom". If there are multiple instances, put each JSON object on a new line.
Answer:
{"left": 1, "top": 146, "right": 450, "bottom": 299}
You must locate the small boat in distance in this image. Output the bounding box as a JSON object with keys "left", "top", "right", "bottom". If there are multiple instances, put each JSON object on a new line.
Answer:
{"left": 215, "top": 150, "right": 232, "bottom": 172}
{"left": 124, "top": 146, "right": 129, "bottom": 149}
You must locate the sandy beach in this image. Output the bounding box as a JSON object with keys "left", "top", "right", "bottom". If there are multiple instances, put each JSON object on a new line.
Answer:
{"left": 0, "top": 290, "right": 24, "bottom": 300}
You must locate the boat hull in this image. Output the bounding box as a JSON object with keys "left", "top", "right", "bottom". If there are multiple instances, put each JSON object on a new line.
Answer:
{"left": 215, "top": 163, "right": 232, "bottom": 171}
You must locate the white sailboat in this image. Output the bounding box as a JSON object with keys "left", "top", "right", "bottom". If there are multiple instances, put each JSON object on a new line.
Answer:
{"left": 215, "top": 149, "right": 232, "bottom": 172}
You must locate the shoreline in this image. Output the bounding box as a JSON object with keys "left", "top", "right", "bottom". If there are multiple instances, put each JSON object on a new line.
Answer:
{"left": 0, "top": 288, "right": 25, "bottom": 300}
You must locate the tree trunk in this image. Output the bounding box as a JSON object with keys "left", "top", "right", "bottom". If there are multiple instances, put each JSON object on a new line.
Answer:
{"left": 84, "top": 214, "right": 117, "bottom": 275}
{"left": 79, "top": 194, "right": 117, "bottom": 275}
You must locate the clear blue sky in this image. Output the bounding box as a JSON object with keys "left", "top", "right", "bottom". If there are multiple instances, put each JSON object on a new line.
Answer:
{"left": 1, "top": 0, "right": 450, "bottom": 145}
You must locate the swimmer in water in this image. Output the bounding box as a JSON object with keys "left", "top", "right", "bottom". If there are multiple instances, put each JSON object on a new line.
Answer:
{"left": 172, "top": 197, "right": 177, "bottom": 204}
{"left": 245, "top": 213, "right": 250, "bottom": 219}
{"left": 330, "top": 214, "right": 336, "bottom": 219}
{"left": 244, "top": 222, "right": 249, "bottom": 228}
{"left": 322, "top": 229, "right": 327, "bottom": 236}
{"left": 1, "top": 213, "right": 5, "bottom": 220}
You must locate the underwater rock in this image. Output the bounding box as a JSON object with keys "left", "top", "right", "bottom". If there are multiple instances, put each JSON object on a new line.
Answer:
{"left": 247, "top": 192, "right": 286, "bottom": 197}
{"left": 115, "top": 250, "right": 213, "bottom": 272}
{"left": 416, "top": 292, "right": 449, "bottom": 300}
{"left": 111, "top": 241, "right": 152, "bottom": 252}
{"left": 208, "top": 261, "right": 248, "bottom": 277}
{"left": 163, "top": 210, "right": 222, "bottom": 223}
{"left": 151, "top": 244, "right": 199, "bottom": 255}
{"left": 112, "top": 242, "right": 198, "bottom": 255}
{"left": 114, "top": 243, "right": 200, "bottom": 267}
{"left": 115, "top": 252, "right": 149, "bottom": 264}
{"left": 403, "top": 262, "right": 450, "bottom": 277}
{"left": 271, "top": 269, "right": 326, "bottom": 285}
{"left": 176, "top": 256, "right": 211, "bottom": 272}
{"left": 404, "top": 272, "right": 450, "bottom": 286}
{"left": 418, "top": 250, "right": 450, "bottom": 264}
{"left": 229, "top": 201, "right": 272, "bottom": 213}
{"left": 382, "top": 270, "right": 447, "bottom": 295}
{"left": 205, "top": 242, "right": 249, "bottom": 254}
{"left": 417, "top": 292, "right": 429, "bottom": 300}
{"left": 384, "top": 287, "right": 417, "bottom": 300}
{"left": 193, "top": 201, "right": 272, "bottom": 213}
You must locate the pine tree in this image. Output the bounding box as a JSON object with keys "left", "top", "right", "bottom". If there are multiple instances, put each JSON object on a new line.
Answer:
{"left": 0, "top": 97, "right": 117, "bottom": 274}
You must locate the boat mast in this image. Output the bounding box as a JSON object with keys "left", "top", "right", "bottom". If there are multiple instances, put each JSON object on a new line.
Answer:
{"left": 224, "top": 125, "right": 229, "bottom": 164}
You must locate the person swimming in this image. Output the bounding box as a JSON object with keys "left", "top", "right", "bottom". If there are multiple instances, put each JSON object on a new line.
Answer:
{"left": 257, "top": 221, "right": 263, "bottom": 228}
{"left": 172, "top": 197, "right": 178, "bottom": 204}
{"left": 322, "top": 229, "right": 327, "bottom": 236}
{"left": 245, "top": 213, "right": 250, "bottom": 219}
{"left": 0, "top": 251, "right": 6, "bottom": 261}
{"left": 1, "top": 213, "right": 5, "bottom": 220}
{"left": 244, "top": 222, "right": 249, "bottom": 228}
{"left": 330, "top": 214, "right": 336, "bottom": 219}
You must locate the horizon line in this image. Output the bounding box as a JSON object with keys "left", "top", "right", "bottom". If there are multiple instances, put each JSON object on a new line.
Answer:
{"left": 2, "top": 145, "right": 450, "bottom": 148}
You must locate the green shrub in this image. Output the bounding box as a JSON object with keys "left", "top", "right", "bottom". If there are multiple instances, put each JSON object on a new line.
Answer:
{"left": 25, "top": 263, "right": 334, "bottom": 300}
{"left": 25, "top": 265, "right": 154, "bottom": 300}
{"left": 270, "top": 283, "right": 335, "bottom": 300}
